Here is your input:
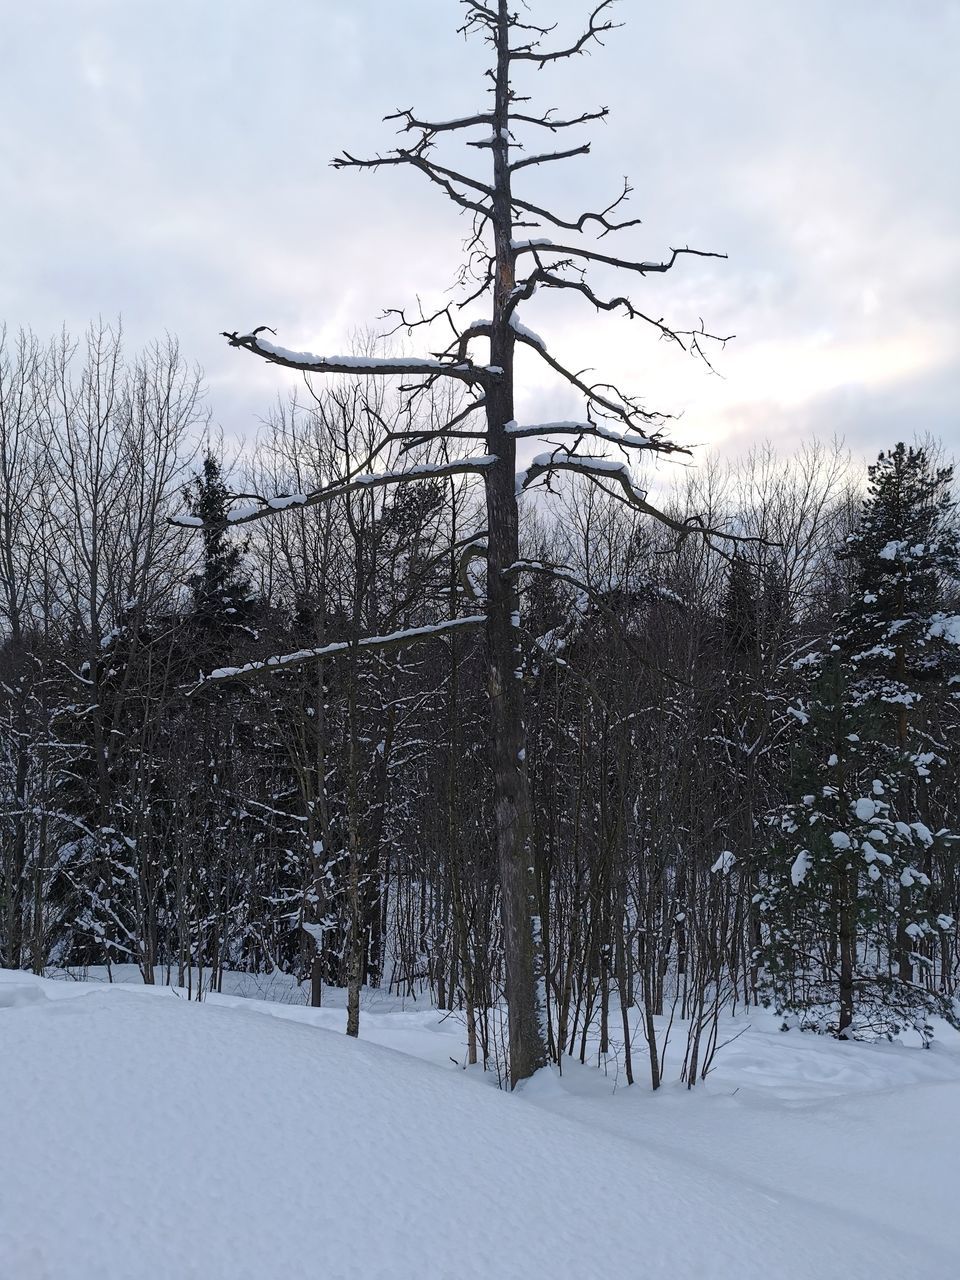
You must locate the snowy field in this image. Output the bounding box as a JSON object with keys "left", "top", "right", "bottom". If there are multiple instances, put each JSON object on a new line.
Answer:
{"left": 2, "top": 969, "right": 959, "bottom": 1279}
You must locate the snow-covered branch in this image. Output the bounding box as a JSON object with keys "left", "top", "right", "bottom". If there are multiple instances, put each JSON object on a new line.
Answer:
{"left": 171, "top": 456, "right": 497, "bottom": 530}
{"left": 505, "top": 419, "right": 672, "bottom": 453}
{"left": 384, "top": 108, "right": 492, "bottom": 136}
{"left": 509, "top": 106, "right": 609, "bottom": 131}
{"left": 518, "top": 451, "right": 648, "bottom": 504}
{"left": 221, "top": 329, "right": 495, "bottom": 386}
{"left": 510, "top": 143, "right": 591, "bottom": 173}
{"left": 513, "top": 242, "right": 728, "bottom": 277}
{"left": 458, "top": 538, "right": 489, "bottom": 603}
{"left": 517, "top": 451, "right": 757, "bottom": 552}
{"left": 196, "top": 616, "right": 488, "bottom": 688}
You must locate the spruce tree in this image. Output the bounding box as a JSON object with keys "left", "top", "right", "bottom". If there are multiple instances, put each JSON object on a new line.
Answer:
{"left": 841, "top": 442, "right": 960, "bottom": 740}
{"left": 722, "top": 555, "right": 759, "bottom": 660}
{"left": 759, "top": 443, "right": 960, "bottom": 1040}
{"left": 185, "top": 451, "right": 253, "bottom": 661}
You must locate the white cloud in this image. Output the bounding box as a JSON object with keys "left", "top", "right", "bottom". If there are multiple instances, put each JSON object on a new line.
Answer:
{"left": 1, "top": 0, "right": 957, "bottom": 464}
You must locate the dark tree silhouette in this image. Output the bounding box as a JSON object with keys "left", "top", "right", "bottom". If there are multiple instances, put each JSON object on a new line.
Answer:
{"left": 175, "top": 0, "right": 736, "bottom": 1084}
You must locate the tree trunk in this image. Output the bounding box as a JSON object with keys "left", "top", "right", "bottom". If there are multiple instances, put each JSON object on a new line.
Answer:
{"left": 481, "top": 0, "right": 548, "bottom": 1087}
{"left": 838, "top": 866, "right": 856, "bottom": 1037}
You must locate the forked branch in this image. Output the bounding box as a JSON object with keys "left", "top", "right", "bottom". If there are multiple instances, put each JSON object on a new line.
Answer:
{"left": 517, "top": 452, "right": 763, "bottom": 554}
{"left": 510, "top": 1, "right": 621, "bottom": 66}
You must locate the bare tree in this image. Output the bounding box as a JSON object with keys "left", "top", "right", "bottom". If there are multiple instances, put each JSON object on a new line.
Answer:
{"left": 180, "top": 0, "right": 732, "bottom": 1085}
{"left": 0, "top": 327, "right": 48, "bottom": 967}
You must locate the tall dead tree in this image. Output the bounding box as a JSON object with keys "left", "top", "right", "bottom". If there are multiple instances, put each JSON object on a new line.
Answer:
{"left": 177, "top": 0, "right": 732, "bottom": 1086}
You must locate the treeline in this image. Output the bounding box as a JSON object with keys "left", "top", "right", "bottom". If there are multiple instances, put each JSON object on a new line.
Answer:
{"left": 1, "top": 323, "right": 958, "bottom": 1084}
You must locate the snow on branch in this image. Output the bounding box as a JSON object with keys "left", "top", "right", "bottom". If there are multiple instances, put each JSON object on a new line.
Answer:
{"left": 508, "top": 310, "right": 547, "bottom": 351}
{"left": 384, "top": 108, "right": 492, "bottom": 136}
{"left": 171, "top": 456, "right": 497, "bottom": 530}
{"left": 509, "top": 107, "right": 609, "bottom": 132}
{"left": 518, "top": 452, "right": 648, "bottom": 504}
{"left": 928, "top": 614, "right": 960, "bottom": 646}
{"left": 510, "top": 143, "right": 591, "bottom": 173}
{"left": 221, "top": 328, "right": 495, "bottom": 385}
{"left": 196, "top": 616, "right": 488, "bottom": 689}
{"left": 517, "top": 452, "right": 762, "bottom": 554}
{"left": 458, "top": 538, "right": 489, "bottom": 603}
{"left": 506, "top": 557, "right": 677, "bottom": 622}
{"left": 505, "top": 558, "right": 691, "bottom": 688}
{"left": 505, "top": 419, "right": 662, "bottom": 451}
{"left": 512, "top": 242, "right": 728, "bottom": 278}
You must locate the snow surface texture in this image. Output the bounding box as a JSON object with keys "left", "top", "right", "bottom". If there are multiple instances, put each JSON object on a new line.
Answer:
{"left": 2, "top": 970, "right": 959, "bottom": 1279}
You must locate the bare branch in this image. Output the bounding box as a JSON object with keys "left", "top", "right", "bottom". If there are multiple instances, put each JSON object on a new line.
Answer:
{"left": 221, "top": 329, "right": 494, "bottom": 386}
{"left": 510, "top": 143, "right": 591, "bottom": 173}
{"left": 457, "top": 0, "right": 498, "bottom": 36}
{"left": 332, "top": 149, "right": 494, "bottom": 222}
{"left": 457, "top": 538, "right": 488, "bottom": 602}
{"left": 505, "top": 418, "right": 688, "bottom": 456}
{"left": 511, "top": 177, "right": 642, "bottom": 237}
{"left": 391, "top": 399, "right": 489, "bottom": 455}
{"left": 510, "top": 331, "right": 666, "bottom": 433}
{"left": 332, "top": 148, "right": 494, "bottom": 200}
{"left": 510, "top": 1, "right": 621, "bottom": 66}
{"left": 171, "top": 455, "right": 497, "bottom": 530}
{"left": 509, "top": 107, "right": 609, "bottom": 131}
{"left": 513, "top": 242, "right": 727, "bottom": 277}
{"left": 380, "top": 262, "right": 496, "bottom": 347}
{"left": 507, "top": 558, "right": 694, "bottom": 690}
{"left": 385, "top": 108, "right": 492, "bottom": 135}
{"left": 518, "top": 452, "right": 769, "bottom": 554}
{"left": 194, "top": 616, "right": 488, "bottom": 689}
{"left": 520, "top": 267, "right": 734, "bottom": 365}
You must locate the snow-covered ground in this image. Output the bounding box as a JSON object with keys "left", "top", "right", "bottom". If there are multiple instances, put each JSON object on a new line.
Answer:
{"left": 2, "top": 969, "right": 958, "bottom": 1279}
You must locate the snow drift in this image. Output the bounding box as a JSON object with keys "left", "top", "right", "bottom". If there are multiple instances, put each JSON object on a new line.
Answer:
{"left": 0, "top": 971, "right": 956, "bottom": 1279}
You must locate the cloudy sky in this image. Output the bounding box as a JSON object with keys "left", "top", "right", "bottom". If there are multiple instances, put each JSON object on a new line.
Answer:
{"left": 2, "top": 0, "right": 958, "bottom": 472}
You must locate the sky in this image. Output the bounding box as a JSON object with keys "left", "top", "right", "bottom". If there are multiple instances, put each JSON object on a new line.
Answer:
{"left": 1, "top": 0, "right": 958, "bottom": 474}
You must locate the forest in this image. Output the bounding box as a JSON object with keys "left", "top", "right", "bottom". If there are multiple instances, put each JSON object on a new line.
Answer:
{"left": 3, "top": 4, "right": 960, "bottom": 1275}
{"left": 2, "top": 318, "right": 957, "bottom": 1090}
{"left": 2, "top": 0, "right": 960, "bottom": 1102}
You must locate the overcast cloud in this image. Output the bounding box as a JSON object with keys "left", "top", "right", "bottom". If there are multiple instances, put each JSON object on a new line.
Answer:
{"left": 1, "top": 0, "right": 957, "bottom": 473}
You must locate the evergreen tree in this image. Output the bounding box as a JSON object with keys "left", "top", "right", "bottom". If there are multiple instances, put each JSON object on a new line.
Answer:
{"left": 178, "top": 452, "right": 261, "bottom": 979}
{"left": 722, "top": 554, "right": 759, "bottom": 659}
{"left": 185, "top": 451, "right": 253, "bottom": 649}
{"left": 759, "top": 444, "right": 960, "bottom": 1040}
{"left": 840, "top": 442, "right": 960, "bottom": 741}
